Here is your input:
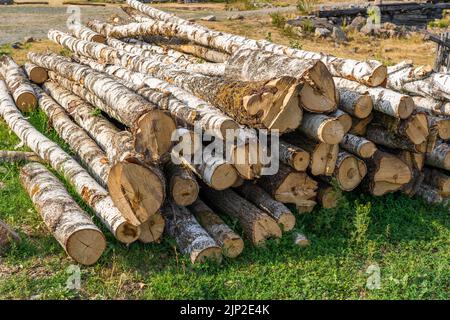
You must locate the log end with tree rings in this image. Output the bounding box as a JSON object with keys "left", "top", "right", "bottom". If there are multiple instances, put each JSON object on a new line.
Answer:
{"left": 16, "top": 91, "right": 38, "bottom": 113}
{"left": 319, "top": 117, "right": 345, "bottom": 145}
{"left": 367, "top": 64, "right": 387, "bottom": 87}
{"left": 209, "top": 162, "right": 239, "bottom": 191}
{"left": 436, "top": 118, "right": 450, "bottom": 140}
{"left": 359, "top": 140, "right": 377, "bottom": 159}
{"left": 107, "top": 161, "right": 165, "bottom": 225}
{"left": 134, "top": 109, "right": 176, "bottom": 161}
{"left": 192, "top": 246, "right": 223, "bottom": 264}
{"left": 354, "top": 94, "right": 373, "bottom": 119}
{"left": 273, "top": 171, "right": 318, "bottom": 206}
{"left": 222, "top": 236, "right": 245, "bottom": 258}
{"left": 397, "top": 95, "right": 415, "bottom": 119}
{"left": 66, "top": 228, "right": 107, "bottom": 265}
{"left": 311, "top": 143, "right": 339, "bottom": 176}
{"left": 171, "top": 174, "right": 199, "bottom": 206}
{"left": 115, "top": 221, "right": 140, "bottom": 244}
{"left": 138, "top": 212, "right": 165, "bottom": 243}
{"left": 27, "top": 65, "right": 49, "bottom": 84}
{"left": 405, "top": 113, "right": 429, "bottom": 145}
{"left": 278, "top": 212, "right": 296, "bottom": 232}
{"left": 291, "top": 149, "right": 310, "bottom": 172}
{"left": 335, "top": 154, "right": 367, "bottom": 191}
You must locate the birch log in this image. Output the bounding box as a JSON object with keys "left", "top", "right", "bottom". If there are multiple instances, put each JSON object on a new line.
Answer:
{"left": 329, "top": 109, "right": 352, "bottom": 134}
{"left": 28, "top": 51, "right": 176, "bottom": 161}
{"left": 423, "top": 167, "right": 450, "bottom": 197}
{"left": 235, "top": 182, "right": 296, "bottom": 232}
{"left": 0, "top": 80, "right": 138, "bottom": 243}
{"left": 0, "top": 219, "right": 20, "bottom": 254}
{"left": 334, "top": 77, "right": 414, "bottom": 119}
{"left": 366, "top": 125, "right": 427, "bottom": 153}
{"left": 138, "top": 212, "right": 165, "bottom": 244}
{"left": 339, "top": 134, "right": 377, "bottom": 159}
{"left": 425, "top": 140, "right": 450, "bottom": 171}
{"left": 0, "top": 56, "right": 37, "bottom": 112}
{"left": 413, "top": 96, "right": 450, "bottom": 117}
{"left": 40, "top": 81, "right": 166, "bottom": 223}
{"left": 316, "top": 181, "right": 340, "bottom": 209}
{"left": 189, "top": 199, "right": 244, "bottom": 258}
{"left": 124, "top": 0, "right": 388, "bottom": 87}
{"left": 200, "top": 187, "right": 282, "bottom": 245}
{"left": 349, "top": 113, "right": 373, "bottom": 136}
{"left": 68, "top": 22, "right": 106, "bottom": 43}
{"left": 330, "top": 151, "right": 367, "bottom": 191}
{"left": 164, "top": 161, "right": 199, "bottom": 206}
{"left": 0, "top": 150, "right": 42, "bottom": 163}
{"left": 161, "top": 201, "right": 222, "bottom": 264}
{"left": 20, "top": 162, "right": 106, "bottom": 265}
{"left": 278, "top": 140, "right": 310, "bottom": 172}
{"left": 24, "top": 62, "right": 48, "bottom": 84}
{"left": 337, "top": 87, "right": 373, "bottom": 119}
{"left": 299, "top": 113, "right": 345, "bottom": 144}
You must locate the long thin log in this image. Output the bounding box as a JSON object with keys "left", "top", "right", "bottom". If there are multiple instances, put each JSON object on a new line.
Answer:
{"left": 235, "top": 182, "right": 296, "bottom": 232}
{"left": 24, "top": 62, "right": 48, "bottom": 84}
{"left": 68, "top": 23, "right": 106, "bottom": 44}
{"left": 200, "top": 187, "right": 282, "bottom": 245}
{"left": 425, "top": 140, "right": 450, "bottom": 171}
{"left": 164, "top": 161, "right": 199, "bottom": 206}
{"left": 161, "top": 201, "right": 222, "bottom": 264}
{"left": 20, "top": 162, "right": 106, "bottom": 265}
{"left": 188, "top": 199, "right": 244, "bottom": 258}
{"left": 339, "top": 134, "right": 377, "bottom": 159}
{"left": 0, "top": 150, "right": 42, "bottom": 163}
{"left": 0, "top": 219, "right": 20, "bottom": 254}
{"left": 299, "top": 113, "right": 345, "bottom": 144}
{"left": 0, "top": 80, "right": 139, "bottom": 243}
{"left": 337, "top": 87, "right": 373, "bottom": 119}
{"left": 366, "top": 125, "right": 427, "bottom": 153}
{"left": 0, "top": 56, "right": 37, "bottom": 112}
{"left": 278, "top": 140, "right": 310, "bottom": 172}
{"left": 413, "top": 96, "right": 450, "bottom": 117}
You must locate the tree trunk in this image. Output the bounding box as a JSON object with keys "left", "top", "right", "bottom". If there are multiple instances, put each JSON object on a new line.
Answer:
{"left": 366, "top": 125, "right": 427, "bottom": 153}
{"left": 40, "top": 81, "right": 166, "bottom": 225}
{"left": 188, "top": 199, "right": 244, "bottom": 258}
{"left": 299, "top": 113, "right": 345, "bottom": 144}
{"left": 20, "top": 162, "right": 106, "bottom": 265}
{"left": 161, "top": 201, "right": 222, "bottom": 264}
{"left": 0, "top": 56, "right": 37, "bottom": 112}
{"left": 200, "top": 187, "right": 282, "bottom": 245}
{"left": 0, "top": 80, "right": 139, "bottom": 244}
{"left": 339, "top": 133, "right": 377, "bottom": 159}
{"left": 0, "top": 219, "right": 20, "bottom": 255}
{"left": 337, "top": 87, "right": 373, "bottom": 119}
{"left": 331, "top": 151, "right": 367, "bottom": 191}
{"left": 0, "top": 150, "right": 42, "bottom": 163}
{"left": 316, "top": 181, "right": 340, "bottom": 209}
{"left": 425, "top": 140, "right": 450, "bottom": 170}
{"left": 164, "top": 161, "right": 199, "bottom": 206}
{"left": 28, "top": 51, "right": 176, "bottom": 162}
{"left": 24, "top": 62, "right": 48, "bottom": 84}
{"left": 69, "top": 23, "right": 106, "bottom": 43}
{"left": 138, "top": 212, "right": 165, "bottom": 244}
{"left": 278, "top": 140, "right": 310, "bottom": 172}
{"left": 423, "top": 167, "right": 450, "bottom": 197}
{"left": 362, "top": 150, "right": 412, "bottom": 196}
{"left": 334, "top": 77, "right": 414, "bottom": 119}
{"left": 235, "top": 182, "right": 296, "bottom": 232}
{"left": 329, "top": 109, "right": 352, "bottom": 134}
{"left": 349, "top": 113, "right": 373, "bottom": 136}
{"left": 258, "top": 163, "right": 318, "bottom": 206}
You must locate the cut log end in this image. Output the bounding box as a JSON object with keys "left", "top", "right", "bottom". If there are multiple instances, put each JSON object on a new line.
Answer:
{"left": 138, "top": 213, "right": 165, "bottom": 243}
{"left": 252, "top": 215, "right": 282, "bottom": 245}
{"left": 368, "top": 64, "right": 388, "bottom": 87}
{"left": 336, "top": 155, "right": 367, "bottom": 191}
{"left": 354, "top": 95, "right": 373, "bottom": 119}
{"left": 398, "top": 96, "right": 415, "bottom": 119}
{"left": 16, "top": 92, "right": 37, "bottom": 112}
{"left": 436, "top": 119, "right": 450, "bottom": 140}
{"left": 171, "top": 175, "right": 199, "bottom": 206}
{"left": 292, "top": 150, "right": 310, "bottom": 172}
{"left": 91, "top": 34, "right": 107, "bottom": 44}
{"left": 66, "top": 228, "right": 106, "bottom": 266}
{"left": 406, "top": 113, "right": 429, "bottom": 145}
{"left": 108, "top": 162, "right": 165, "bottom": 225}
{"left": 115, "top": 221, "right": 140, "bottom": 244}
{"left": 28, "top": 66, "right": 49, "bottom": 84}
{"left": 222, "top": 237, "right": 245, "bottom": 258}
{"left": 317, "top": 187, "right": 339, "bottom": 209}
{"left": 274, "top": 171, "right": 317, "bottom": 206}
{"left": 278, "top": 212, "right": 296, "bottom": 232}
{"left": 320, "top": 118, "right": 345, "bottom": 144}
{"left": 192, "top": 246, "right": 223, "bottom": 264}
{"left": 220, "top": 119, "right": 240, "bottom": 140}
{"left": 211, "top": 163, "right": 238, "bottom": 190}
{"left": 266, "top": 83, "right": 303, "bottom": 133}
{"left": 359, "top": 141, "right": 377, "bottom": 158}
{"left": 311, "top": 143, "right": 339, "bottom": 176}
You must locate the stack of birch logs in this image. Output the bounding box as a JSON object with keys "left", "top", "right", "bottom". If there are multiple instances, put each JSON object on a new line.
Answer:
{"left": 0, "top": 0, "right": 449, "bottom": 265}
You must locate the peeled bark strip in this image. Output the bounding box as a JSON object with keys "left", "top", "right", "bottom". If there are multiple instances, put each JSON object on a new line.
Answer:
{"left": 334, "top": 77, "right": 414, "bottom": 119}
{"left": 372, "top": 111, "right": 429, "bottom": 145}
{"left": 28, "top": 51, "right": 176, "bottom": 161}
{"left": 331, "top": 151, "right": 367, "bottom": 191}
{"left": 387, "top": 61, "right": 450, "bottom": 101}
{"left": 0, "top": 80, "right": 138, "bottom": 243}
{"left": 138, "top": 212, "right": 165, "bottom": 244}
{"left": 24, "top": 62, "right": 48, "bottom": 84}
{"left": 189, "top": 199, "right": 244, "bottom": 258}
{"left": 162, "top": 201, "right": 222, "bottom": 264}
{"left": 201, "top": 187, "right": 282, "bottom": 245}
{"left": 235, "top": 182, "right": 296, "bottom": 232}
{"left": 165, "top": 161, "right": 199, "bottom": 206}
{"left": 317, "top": 182, "right": 340, "bottom": 209}
{"left": 299, "top": 113, "right": 345, "bottom": 144}
{"left": 69, "top": 22, "right": 106, "bottom": 43}
{"left": 349, "top": 113, "right": 373, "bottom": 136}
{"left": 125, "top": 0, "right": 387, "bottom": 87}
{"left": 362, "top": 150, "right": 412, "bottom": 196}
{"left": 425, "top": 140, "right": 450, "bottom": 171}
{"left": 258, "top": 163, "right": 318, "bottom": 207}
{"left": 366, "top": 125, "right": 427, "bottom": 153}
{"left": 173, "top": 151, "right": 238, "bottom": 191}
{"left": 278, "top": 140, "right": 310, "bottom": 172}
{"left": 0, "top": 219, "right": 20, "bottom": 254}
{"left": 284, "top": 132, "right": 339, "bottom": 176}
{"left": 0, "top": 56, "right": 37, "bottom": 112}
{"left": 20, "top": 162, "right": 106, "bottom": 265}
{"left": 339, "top": 134, "right": 377, "bottom": 159}
{"left": 416, "top": 184, "right": 448, "bottom": 206}
{"left": 41, "top": 81, "right": 166, "bottom": 224}
{"left": 225, "top": 47, "right": 337, "bottom": 113}
{"left": 329, "top": 109, "right": 352, "bottom": 134}
{"left": 0, "top": 150, "right": 42, "bottom": 163}
{"left": 337, "top": 87, "right": 373, "bottom": 119}
{"left": 423, "top": 168, "right": 450, "bottom": 197}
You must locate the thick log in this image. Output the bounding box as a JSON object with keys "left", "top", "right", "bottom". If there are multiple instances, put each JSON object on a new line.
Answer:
{"left": 334, "top": 77, "right": 414, "bottom": 119}
{"left": 161, "top": 201, "right": 222, "bottom": 264}
{"left": 28, "top": 51, "right": 176, "bottom": 161}
{"left": 200, "top": 187, "right": 282, "bottom": 245}
{"left": 330, "top": 151, "right": 367, "bottom": 191}
{"left": 278, "top": 140, "right": 310, "bottom": 172}
{"left": 0, "top": 150, "right": 42, "bottom": 163}
{"left": 329, "top": 109, "right": 352, "bottom": 134}
{"left": 138, "top": 212, "right": 165, "bottom": 244}
{"left": 24, "top": 62, "right": 48, "bottom": 84}
{"left": 425, "top": 140, "right": 450, "bottom": 171}
{"left": 124, "top": 0, "right": 388, "bottom": 87}
{"left": 188, "top": 199, "right": 244, "bottom": 258}
{"left": 339, "top": 134, "right": 377, "bottom": 159}
{"left": 0, "top": 56, "right": 37, "bottom": 112}
{"left": 299, "top": 113, "right": 345, "bottom": 144}
{"left": 20, "top": 162, "right": 106, "bottom": 265}
{"left": 0, "top": 80, "right": 138, "bottom": 243}
{"left": 258, "top": 163, "right": 317, "bottom": 207}
{"left": 235, "top": 182, "right": 296, "bottom": 232}
{"left": 362, "top": 150, "right": 412, "bottom": 196}
{"left": 390, "top": 150, "right": 424, "bottom": 197}
{"left": 0, "top": 219, "right": 20, "bottom": 254}
{"left": 165, "top": 161, "right": 199, "bottom": 206}
{"left": 423, "top": 167, "right": 450, "bottom": 197}
{"left": 366, "top": 125, "right": 427, "bottom": 153}
{"left": 337, "top": 87, "right": 373, "bottom": 119}
{"left": 349, "top": 113, "right": 373, "bottom": 136}
{"left": 69, "top": 23, "right": 106, "bottom": 44}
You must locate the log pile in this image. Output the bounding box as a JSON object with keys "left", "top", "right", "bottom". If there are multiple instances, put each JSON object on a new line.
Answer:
{"left": 0, "top": 0, "right": 448, "bottom": 266}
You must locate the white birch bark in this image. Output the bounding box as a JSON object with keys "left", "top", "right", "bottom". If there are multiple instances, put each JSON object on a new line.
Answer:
{"left": 69, "top": 23, "right": 106, "bottom": 44}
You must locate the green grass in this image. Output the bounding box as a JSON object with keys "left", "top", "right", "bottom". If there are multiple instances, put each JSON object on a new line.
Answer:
{"left": 0, "top": 111, "right": 449, "bottom": 300}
